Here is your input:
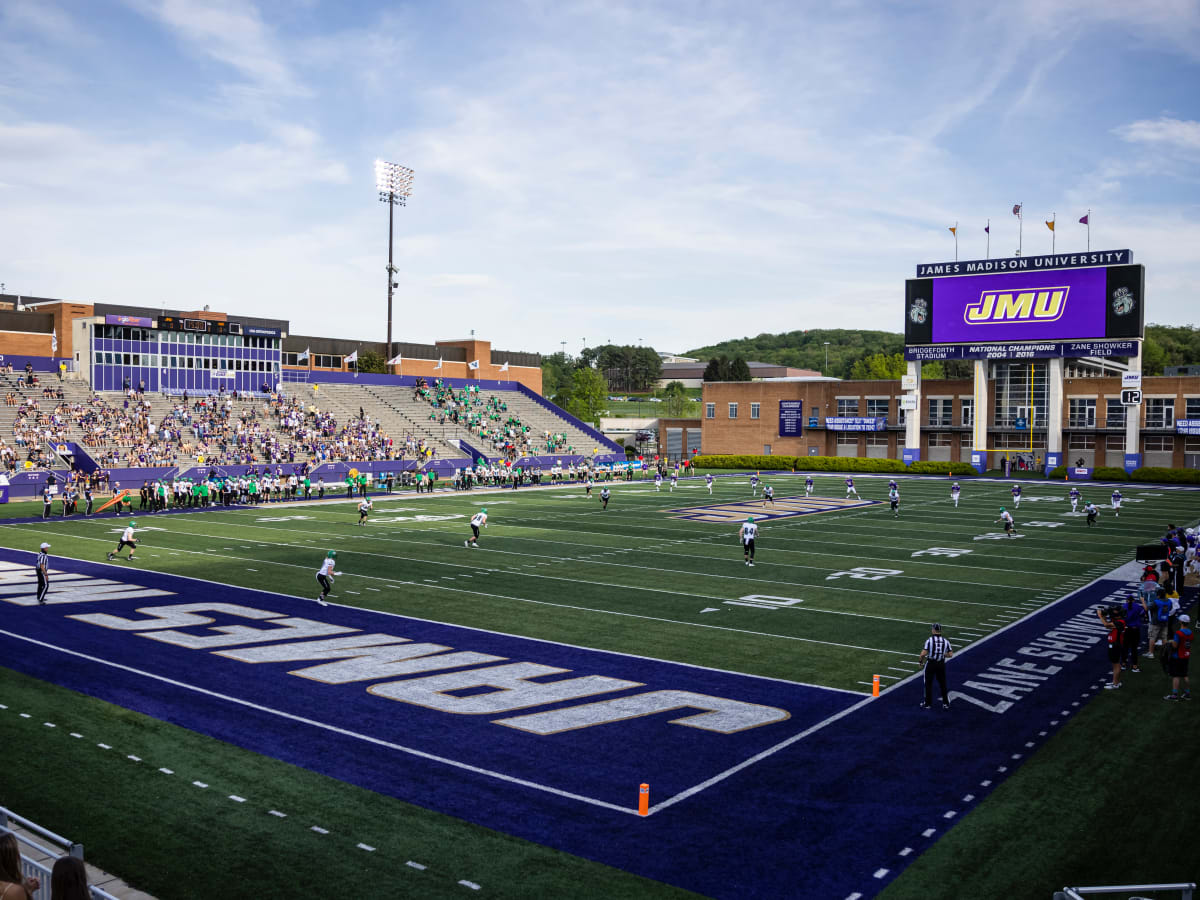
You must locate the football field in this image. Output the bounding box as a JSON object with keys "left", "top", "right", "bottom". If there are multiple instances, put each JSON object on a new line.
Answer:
{"left": 0, "top": 472, "right": 1196, "bottom": 898}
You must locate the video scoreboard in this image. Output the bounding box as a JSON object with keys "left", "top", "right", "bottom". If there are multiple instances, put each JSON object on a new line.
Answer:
{"left": 157, "top": 316, "right": 241, "bottom": 336}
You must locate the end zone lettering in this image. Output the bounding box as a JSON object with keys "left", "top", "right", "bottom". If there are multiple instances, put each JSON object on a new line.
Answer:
{"left": 69, "top": 602, "right": 790, "bottom": 735}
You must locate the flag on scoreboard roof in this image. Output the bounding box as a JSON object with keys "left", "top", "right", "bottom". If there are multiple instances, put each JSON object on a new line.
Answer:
{"left": 984, "top": 223, "right": 989, "bottom": 233}
{"left": 468, "top": 359, "right": 480, "bottom": 370}
{"left": 947, "top": 225, "right": 957, "bottom": 235}
{"left": 1045, "top": 219, "right": 1055, "bottom": 231}
{"left": 1079, "top": 213, "right": 1089, "bottom": 225}
{"left": 1012, "top": 203, "right": 1022, "bottom": 216}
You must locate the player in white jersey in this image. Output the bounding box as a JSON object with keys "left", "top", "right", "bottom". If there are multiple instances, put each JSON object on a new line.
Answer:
{"left": 670, "top": 472, "right": 678, "bottom": 492}
{"left": 845, "top": 477, "right": 858, "bottom": 498}
{"left": 315, "top": 550, "right": 340, "bottom": 605}
{"left": 357, "top": 498, "right": 373, "bottom": 526}
{"left": 762, "top": 484, "right": 775, "bottom": 506}
{"left": 599, "top": 487, "right": 610, "bottom": 510}
{"left": 107, "top": 520, "right": 138, "bottom": 561}
{"left": 654, "top": 472, "right": 663, "bottom": 492}
{"left": 997, "top": 507, "right": 1017, "bottom": 537}
{"left": 888, "top": 487, "right": 900, "bottom": 518}
{"left": 705, "top": 474, "right": 714, "bottom": 494}
{"left": 1110, "top": 489, "right": 1122, "bottom": 517}
{"left": 750, "top": 474, "right": 759, "bottom": 496}
{"left": 1069, "top": 486, "right": 1081, "bottom": 512}
{"left": 1084, "top": 501, "right": 1099, "bottom": 527}
{"left": 585, "top": 476, "right": 593, "bottom": 497}
{"left": 466, "top": 508, "right": 488, "bottom": 548}
{"left": 1011, "top": 483, "right": 1022, "bottom": 508}
{"left": 805, "top": 476, "right": 814, "bottom": 496}
{"left": 740, "top": 516, "right": 759, "bottom": 566}
{"left": 950, "top": 482, "right": 961, "bottom": 507}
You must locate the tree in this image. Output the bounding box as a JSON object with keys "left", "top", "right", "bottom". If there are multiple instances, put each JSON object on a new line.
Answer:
{"left": 566, "top": 366, "right": 608, "bottom": 424}
{"left": 848, "top": 352, "right": 907, "bottom": 380}
{"left": 661, "top": 380, "right": 689, "bottom": 417}
{"left": 355, "top": 350, "right": 386, "bottom": 374}
{"left": 541, "top": 352, "right": 576, "bottom": 401}
{"left": 703, "top": 356, "right": 731, "bottom": 381}
{"left": 729, "top": 357, "right": 751, "bottom": 381}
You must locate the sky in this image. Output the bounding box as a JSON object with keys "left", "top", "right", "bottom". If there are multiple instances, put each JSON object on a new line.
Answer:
{"left": 2, "top": 0, "right": 1199, "bottom": 356}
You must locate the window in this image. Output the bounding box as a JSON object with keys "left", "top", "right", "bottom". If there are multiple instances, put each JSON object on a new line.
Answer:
{"left": 866, "top": 398, "right": 888, "bottom": 418}
{"left": 928, "top": 432, "right": 952, "bottom": 446}
{"left": 927, "top": 398, "right": 952, "bottom": 426}
{"left": 1186, "top": 398, "right": 1200, "bottom": 419}
{"left": 1106, "top": 399, "right": 1126, "bottom": 428}
{"left": 1184, "top": 438, "right": 1200, "bottom": 453}
{"left": 728, "top": 403, "right": 738, "bottom": 419}
{"left": 961, "top": 399, "right": 973, "bottom": 427}
{"left": 837, "top": 398, "right": 859, "bottom": 417}
{"left": 836, "top": 432, "right": 857, "bottom": 445}
{"left": 1144, "top": 436, "right": 1174, "bottom": 452}
{"left": 750, "top": 402, "right": 760, "bottom": 419}
{"left": 313, "top": 354, "right": 342, "bottom": 369}
{"left": 1146, "top": 398, "right": 1174, "bottom": 428}
{"left": 1068, "top": 434, "right": 1095, "bottom": 449}
{"left": 282, "top": 352, "right": 300, "bottom": 366}
{"left": 866, "top": 432, "right": 888, "bottom": 446}
{"left": 1068, "top": 398, "right": 1097, "bottom": 428}
{"left": 705, "top": 402, "right": 715, "bottom": 419}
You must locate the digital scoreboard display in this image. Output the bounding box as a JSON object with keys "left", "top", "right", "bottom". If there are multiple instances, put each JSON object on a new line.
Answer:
{"left": 157, "top": 316, "right": 242, "bottom": 336}
{"left": 905, "top": 263, "right": 1144, "bottom": 346}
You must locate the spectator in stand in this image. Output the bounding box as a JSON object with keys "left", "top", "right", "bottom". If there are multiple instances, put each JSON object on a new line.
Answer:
{"left": 50, "top": 856, "right": 90, "bottom": 900}
{"left": 0, "top": 831, "right": 40, "bottom": 898}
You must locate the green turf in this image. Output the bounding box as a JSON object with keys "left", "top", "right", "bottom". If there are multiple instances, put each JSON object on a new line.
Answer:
{"left": 1, "top": 472, "right": 1196, "bottom": 898}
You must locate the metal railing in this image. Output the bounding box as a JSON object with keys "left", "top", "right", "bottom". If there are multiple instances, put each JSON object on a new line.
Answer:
{"left": 1055, "top": 883, "right": 1196, "bottom": 900}
{"left": 2, "top": 807, "right": 120, "bottom": 900}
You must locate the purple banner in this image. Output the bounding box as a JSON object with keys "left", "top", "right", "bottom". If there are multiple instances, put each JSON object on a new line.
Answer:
{"left": 930, "top": 267, "right": 1107, "bottom": 343}
{"left": 105, "top": 314, "right": 155, "bottom": 327}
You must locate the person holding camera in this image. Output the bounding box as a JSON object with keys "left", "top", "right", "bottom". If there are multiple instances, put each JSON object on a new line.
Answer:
{"left": 1098, "top": 605, "right": 1126, "bottom": 690}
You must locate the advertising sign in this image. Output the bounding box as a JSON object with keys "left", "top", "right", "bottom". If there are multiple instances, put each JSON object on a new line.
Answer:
{"left": 902, "top": 447, "right": 921, "bottom": 464}
{"left": 1176, "top": 419, "right": 1200, "bottom": 435}
{"left": 778, "top": 400, "right": 804, "bottom": 437}
{"left": 105, "top": 314, "right": 155, "bottom": 328}
{"left": 899, "top": 395, "right": 917, "bottom": 411}
{"left": 1121, "top": 372, "right": 1142, "bottom": 390}
{"left": 905, "top": 264, "right": 1144, "bottom": 346}
{"left": 243, "top": 325, "right": 282, "bottom": 338}
{"left": 825, "top": 417, "right": 886, "bottom": 432}
{"left": 900, "top": 374, "right": 917, "bottom": 391}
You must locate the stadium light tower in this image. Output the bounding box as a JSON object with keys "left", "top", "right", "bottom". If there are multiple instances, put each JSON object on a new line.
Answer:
{"left": 375, "top": 159, "right": 415, "bottom": 362}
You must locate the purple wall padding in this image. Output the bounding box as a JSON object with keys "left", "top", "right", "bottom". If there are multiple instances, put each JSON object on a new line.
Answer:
{"left": 0, "top": 355, "right": 74, "bottom": 373}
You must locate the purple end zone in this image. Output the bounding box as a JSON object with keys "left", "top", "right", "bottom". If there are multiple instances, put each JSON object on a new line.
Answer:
{"left": 0, "top": 550, "right": 1170, "bottom": 898}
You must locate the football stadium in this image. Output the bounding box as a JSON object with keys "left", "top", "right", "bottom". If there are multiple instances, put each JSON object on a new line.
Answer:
{"left": 2, "top": 5, "right": 1199, "bottom": 900}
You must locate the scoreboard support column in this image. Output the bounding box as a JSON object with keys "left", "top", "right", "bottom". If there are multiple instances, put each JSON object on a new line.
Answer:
{"left": 971, "top": 359, "right": 988, "bottom": 471}
{"left": 1047, "top": 358, "right": 1064, "bottom": 460}
{"left": 1124, "top": 342, "right": 1143, "bottom": 469}
{"left": 903, "top": 361, "right": 922, "bottom": 461}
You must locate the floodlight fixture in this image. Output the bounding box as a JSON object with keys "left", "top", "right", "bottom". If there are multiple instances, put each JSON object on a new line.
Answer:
{"left": 374, "top": 159, "right": 415, "bottom": 361}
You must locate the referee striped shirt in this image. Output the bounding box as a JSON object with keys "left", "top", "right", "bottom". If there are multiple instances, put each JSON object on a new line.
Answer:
{"left": 36, "top": 550, "right": 49, "bottom": 575}
{"left": 923, "top": 634, "right": 952, "bottom": 661}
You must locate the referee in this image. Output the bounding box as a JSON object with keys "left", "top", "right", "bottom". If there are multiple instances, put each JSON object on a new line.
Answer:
{"left": 35, "top": 542, "right": 51, "bottom": 605}
{"left": 919, "top": 623, "right": 954, "bottom": 709}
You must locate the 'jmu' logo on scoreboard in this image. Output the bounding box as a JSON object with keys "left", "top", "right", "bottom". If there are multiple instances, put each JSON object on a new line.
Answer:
{"left": 669, "top": 496, "right": 879, "bottom": 524}
{"left": 964, "top": 287, "right": 1068, "bottom": 324}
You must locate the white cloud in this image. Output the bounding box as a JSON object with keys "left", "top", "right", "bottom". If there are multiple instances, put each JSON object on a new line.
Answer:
{"left": 1115, "top": 117, "right": 1200, "bottom": 152}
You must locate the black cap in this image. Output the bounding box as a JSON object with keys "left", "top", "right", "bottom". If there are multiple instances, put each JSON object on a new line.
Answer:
{"left": 931, "top": 623, "right": 942, "bottom": 633}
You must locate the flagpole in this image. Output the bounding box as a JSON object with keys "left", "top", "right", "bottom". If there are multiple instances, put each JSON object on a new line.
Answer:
{"left": 986, "top": 219, "right": 990, "bottom": 259}
{"left": 954, "top": 221, "right": 958, "bottom": 261}
{"left": 1086, "top": 209, "right": 1091, "bottom": 251}
{"left": 1018, "top": 204, "right": 1023, "bottom": 256}
{"left": 1052, "top": 213, "right": 1056, "bottom": 254}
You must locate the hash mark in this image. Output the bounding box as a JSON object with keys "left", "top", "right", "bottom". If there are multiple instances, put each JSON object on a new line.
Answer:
{"left": 69, "top": 733, "right": 82, "bottom": 739}
{"left": 193, "top": 781, "right": 208, "bottom": 788}
{"left": 898, "top": 847, "right": 913, "bottom": 857}
{"left": 922, "top": 828, "right": 936, "bottom": 838}
{"left": 229, "top": 795, "right": 246, "bottom": 803}
{"left": 458, "top": 881, "right": 481, "bottom": 890}
{"left": 159, "top": 768, "right": 174, "bottom": 775}
{"left": 311, "top": 826, "right": 329, "bottom": 835}
{"left": 357, "top": 843, "right": 376, "bottom": 852}
{"left": 127, "top": 755, "right": 141, "bottom": 762}
{"left": 873, "top": 868, "right": 889, "bottom": 879}
{"left": 407, "top": 861, "right": 427, "bottom": 871}
{"left": 97, "top": 743, "right": 111, "bottom": 749}
{"left": 269, "top": 810, "right": 287, "bottom": 818}
{"left": 44, "top": 722, "right": 56, "bottom": 728}
{"left": 943, "top": 811, "right": 957, "bottom": 819}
